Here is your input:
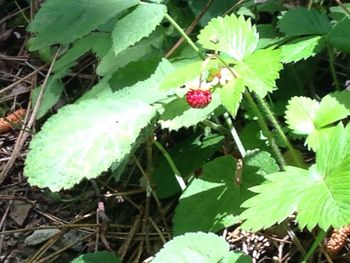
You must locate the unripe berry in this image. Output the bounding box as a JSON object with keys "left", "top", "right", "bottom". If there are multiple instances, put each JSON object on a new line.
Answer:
{"left": 186, "top": 89, "right": 212, "bottom": 108}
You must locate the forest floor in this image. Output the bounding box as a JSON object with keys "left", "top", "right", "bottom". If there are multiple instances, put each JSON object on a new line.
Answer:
{"left": 1, "top": 1, "right": 350, "bottom": 263}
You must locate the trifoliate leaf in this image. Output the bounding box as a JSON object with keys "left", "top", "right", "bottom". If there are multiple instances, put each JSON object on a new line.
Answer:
{"left": 328, "top": 18, "right": 350, "bottom": 53}
{"left": 234, "top": 49, "right": 282, "bottom": 98}
{"left": 220, "top": 78, "right": 245, "bottom": 117}
{"left": 24, "top": 99, "right": 156, "bottom": 191}
{"left": 71, "top": 251, "right": 121, "bottom": 263}
{"left": 112, "top": 3, "right": 167, "bottom": 56}
{"left": 159, "top": 92, "right": 221, "bottom": 131}
{"left": 242, "top": 124, "right": 350, "bottom": 231}
{"left": 198, "top": 14, "right": 259, "bottom": 61}
{"left": 286, "top": 92, "right": 350, "bottom": 150}
{"left": 173, "top": 153, "right": 276, "bottom": 235}
{"left": 285, "top": 96, "right": 319, "bottom": 135}
{"left": 28, "top": 0, "right": 138, "bottom": 50}
{"left": 281, "top": 36, "right": 325, "bottom": 63}
{"left": 152, "top": 232, "right": 230, "bottom": 263}
{"left": 278, "top": 8, "right": 331, "bottom": 36}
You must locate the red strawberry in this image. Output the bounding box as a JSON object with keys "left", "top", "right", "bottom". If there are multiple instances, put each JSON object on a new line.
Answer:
{"left": 186, "top": 89, "right": 212, "bottom": 108}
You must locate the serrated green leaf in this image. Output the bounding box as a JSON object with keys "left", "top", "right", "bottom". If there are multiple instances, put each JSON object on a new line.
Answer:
{"left": 71, "top": 251, "right": 121, "bottom": 263}
{"left": 328, "top": 18, "right": 350, "bottom": 53}
{"left": 159, "top": 92, "right": 221, "bottom": 131}
{"left": 76, "top": 76, "right": 113, "bottom": 103}
{"left": 285, "top": 96, "right": 319, "bottom": 135}
{"left": 286, "top": 92, "right": 350, "bottom": 150}
{"left": 314, "top": 91, "right": 350, "bottom": 129}
{"left": 278, "top": 8, "right": 331, "bottom": 36}
{"left": 54, "top": 32, "right": 111, "bottom": 73}
{"left": 220, "top": 78, "right": 245, "bottom": 117}
{"left": 234, "top": 49, "right": 282, "bottom": 97}
{"left": 109, "top": 52, "right": 162, "bottom": 91}
{"left": 281, "top": 36, "right": 324, "bottom": 63}
{"left": 316, "top": 124, "right": 350, "bottom": 178}
{"left": 112, "top": 58, "right": 175, "bottom": 104}
{"left": 112, "top": 3, "right": 166, "bottom": 56}
{"left": 31, "top": 77, "right": 65, "bottom": 120}
{"left": 198, "top": 14, "right": 258, "bottom": 61}
{"left": 28, "top": 0, "right": 138, "bottom": 50}
{"left": 24, "top": 99, "right": 156, "bottom": 191}
{"left": 174, "top": 153, "right": 277, "bottom": 235}
{"left": 242, "top": 125, "right": 350, "bottom": 231}
{"left": 97, "top": 40, "right": 155, "bottom": 76}
{"left": 153, "top": 134, "right": 224, "bottom": 199}
{"left": 152, "top": 232, "right": 230, "bottom": 263}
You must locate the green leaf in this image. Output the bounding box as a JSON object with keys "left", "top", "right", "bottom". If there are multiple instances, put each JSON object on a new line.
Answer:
{"left": 173, "top": 153, "right": 277, "bottom": 235}
{"left": 240, "top": 166, "right": 310, "bottom": 231}
{"left": 24, "top": 99, "right": 156, "bottom": 191}
{"left": 281, "top": 36, "right": 325, "bottom": 63}
{"left": 242, "top": 124, "right": 350, "bottom": 231}
{"left": 112, "top": 3, "right": 167, "bottom": 56}
{"left": 285, "top": 96, "right": 319, "bottom": 135}
{"left": 234, "top": 49, "right": 282, "bottom": 98}
{"left": 31, "top": 77, "right": 64, "bottom": 119}
{"left": 329, "top": 4, "right": 350, "bottom": 20}
{"left": 28, "top": 0, "right": 138, "bottom": 50}
{"left": 54, "top": 32, "right": 111, "bottom": 73}
{"left": 153, "top": 134, "right": 224, "bottom": 199}
{"left": 314, "top": 91, "right": 350, "bottom": 129}
{"left": 76, "top": 76, "right": 113, "bottom": 103}
{"left": 112, "top": 58, "right": 175, "bottom": 104}
{"left": 221, "top": 252, "right": 253, "bottom": 263}
{"left": 71, "top": 251, "right": 121, "bottom": 263}
{"left": 97, "top": 40, "right": 155, "bottom": 76}
{"left": 159, "top": 92, "right": 221, "bottom": 131}
{"left": 316, "top": 124, "right": 350, "bottom": 178}
{"left": 160, "top": 60, "right": 214, "bottom": 90}
{"left": 198, "top": 14, "right": 258, "bottom": 61}
{"left": 220, "top": 78, "right": 245, "bottom": 117}
{"left": 278, "top": 8, "right": 331, "bottom": 36}
{"left": 152, "top": 232, "right": 230, "bottom": 263}
{"left": 109, "top": 52, "right": 162, "bottom": 91}
{"left": 285, "top": 92, "right": 350, "bottom": 150}
{"left": 328, "top": 18, "right": 350, "bottom": 53}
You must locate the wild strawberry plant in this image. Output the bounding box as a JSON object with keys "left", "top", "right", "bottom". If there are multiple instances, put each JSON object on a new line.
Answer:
{"left": 24, "top": 0, "right": 350, "bottom": 261}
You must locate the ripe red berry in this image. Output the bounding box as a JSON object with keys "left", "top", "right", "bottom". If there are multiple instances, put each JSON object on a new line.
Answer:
{"left": 186, "top": 89, "right": 212, "bottom": 108}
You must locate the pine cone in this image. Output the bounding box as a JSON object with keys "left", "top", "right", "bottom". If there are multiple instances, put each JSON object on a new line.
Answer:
{"left": 0, "top": 108, "right": 26, "bottom": 134}
{"left": 325, "top": 225, "right": 350, "bottom": 255}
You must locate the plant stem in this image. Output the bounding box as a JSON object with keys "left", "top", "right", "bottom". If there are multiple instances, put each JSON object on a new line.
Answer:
{"left": 164, "top": 13, "right": 204, "bottom": 59}
{"left": 254, "top": 95, "right": 304, "bottom": 168}
{"left": 301, "top": 230, "right": 327, "bottom": 263}
{"left": 327, "top": 43, "right": 340, "bottom": 91}
{"left": 153, "top": 140, "right": 186, "bottom": 191}
{"left": 244, "top": 92, "right": 286, "bottom": 168}
{"left": 223, "top": 112, "right": 246, "bottom": 158}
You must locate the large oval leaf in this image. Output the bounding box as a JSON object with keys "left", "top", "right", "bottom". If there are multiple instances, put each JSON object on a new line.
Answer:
{"left": 28, "top": 0, "right": 138, "bottom": 50}
{"left": 24, "top": 98, "right": 155, "bottom": 191}
{"left": 112, "top": 3, "right": 167, "bottom": 56}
